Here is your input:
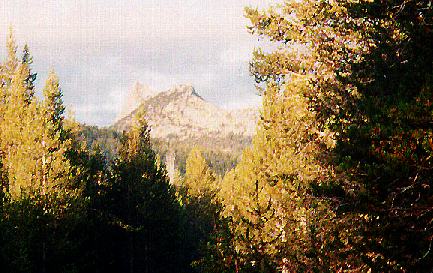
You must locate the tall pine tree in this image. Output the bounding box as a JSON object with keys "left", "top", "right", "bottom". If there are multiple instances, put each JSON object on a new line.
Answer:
{"left": 107, "top": 109, "right": 188, "bottom": 273}
{"left": 43, "top": 70, "right": 65, "bottom": 137}
{"left": 21, "top": 44, "right": 36, "bottom": 103}
{"left": 244, "top": 0, "right": 433, "bottom": 271}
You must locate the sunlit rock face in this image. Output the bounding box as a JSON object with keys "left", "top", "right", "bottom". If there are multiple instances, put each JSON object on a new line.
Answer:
{"left": 113, "top": 83, "right": 258, "bottom": 141}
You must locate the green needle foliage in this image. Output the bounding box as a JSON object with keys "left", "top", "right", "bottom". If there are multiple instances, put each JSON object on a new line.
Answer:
{"left": 228, "top": 0, "right": 433, "bottom": 271}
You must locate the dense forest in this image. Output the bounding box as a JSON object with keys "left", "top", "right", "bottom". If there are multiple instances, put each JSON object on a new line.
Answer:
{"left": 1, "top": 0, "right": 433, "bottom": 272}
{"left": 79, "top": 124, "right": 247, "bottom": 176}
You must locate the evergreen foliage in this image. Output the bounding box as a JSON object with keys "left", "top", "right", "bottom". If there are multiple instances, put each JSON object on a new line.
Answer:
{"left": 232, "top": 0, "right": 433, "bottom": 271}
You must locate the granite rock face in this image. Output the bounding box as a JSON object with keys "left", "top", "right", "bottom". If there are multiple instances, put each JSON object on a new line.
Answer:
{"left": 113, "top": 83, "right": 258, "bottom": 141}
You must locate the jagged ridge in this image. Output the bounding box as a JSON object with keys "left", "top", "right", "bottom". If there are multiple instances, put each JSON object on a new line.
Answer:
{"left": 113, "top": 84, "right": 258, "bottom": 142}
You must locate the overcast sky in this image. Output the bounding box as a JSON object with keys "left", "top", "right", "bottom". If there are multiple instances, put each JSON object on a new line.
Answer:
{"left": 0, "top": 0, "right": 273, "bottom": 126}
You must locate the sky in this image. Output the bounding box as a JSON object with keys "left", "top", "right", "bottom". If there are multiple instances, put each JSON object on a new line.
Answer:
{"left": 0, "top": 0, "right": 274, "bottom": 126}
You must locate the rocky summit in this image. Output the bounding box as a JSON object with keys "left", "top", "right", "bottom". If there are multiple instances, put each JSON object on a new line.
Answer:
{"left": 113, "top": 83, "right": 259, "bottom": 141}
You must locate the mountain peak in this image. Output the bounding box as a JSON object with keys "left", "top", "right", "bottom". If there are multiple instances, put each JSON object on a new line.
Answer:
{"left": 113, "top": 83, "right": 258, "bottom": 140}
{"left": 169, "top": 84, "right": 202, "bottom": 99}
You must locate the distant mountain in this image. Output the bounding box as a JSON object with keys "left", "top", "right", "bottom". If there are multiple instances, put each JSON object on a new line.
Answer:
{"left": 113, "top": 83, "right": 259, "bottom": 143}
{"left": 112, "top": 83, "right": 259, "bottom": 177}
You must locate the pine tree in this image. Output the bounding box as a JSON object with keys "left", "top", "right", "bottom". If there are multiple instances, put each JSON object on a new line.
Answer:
{"left": 330, "top": 1, "right": 433, "bottom": 270}
{"left": 183, "top": 147, "right": 216, "bottom": 198}
{"left": 43, "top": 70, "right": 65, "bottom": 137}
{"left": 179, "top": 147, "right": 226, "bottom": 272}
{"left": 36, "top": 71, "right": 71, "bottom": 197}
{"left": 5, "top": 26, "right": 19, "bottom": 80}
{"left": 109, "top": 109, "right": 187, "bottom": 272}
{"left": 21, "top": 44, "right": 36, "bottom": 102}
{"left": 244, "top": 0, "right": 433, "bottom": 271}
{"left": 219, "top": 78, "right": 341, "bottom": 272}
{"left": 0, "top": 63, "right": 71, "bottom": 198}
{"left": 0, "top": 26, "right": 19, "bottom": 106}
{"left": 0, "top": 64, "right": 34, "bottom": 196}
{"left": 215, "top": 2, "right": 367, "bottom": 270}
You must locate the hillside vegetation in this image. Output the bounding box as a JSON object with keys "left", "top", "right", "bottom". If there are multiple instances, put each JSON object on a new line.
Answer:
{"left": 80, "top": 124, "right": 250, "bottom": 176}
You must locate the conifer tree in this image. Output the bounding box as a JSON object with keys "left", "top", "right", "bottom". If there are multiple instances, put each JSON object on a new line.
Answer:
{"left": 21, "top": 44, "right": 36, "bottom": 102}
{"left": 43, "top": 70, "right": 65, "bottom": 137}
{"left": 244, "top": 0, "right": 433, "bottom": 271}
{"left": 184, "top": 147, "right": 216, "bottom": 198}
{"left": 36, "top": 71, "right": 71, "bottom": 196}
{"left": 180, "top": 147, "right": 226, "bottom": 272}
{"left": 0, "top": 62, "right": 71, "bottom": 197}
{"left": 0, "top": 64, "right": 34, "bottom": 196}
{"left": 0, "top": 27, "right": 19, "bottom": 128}
{"left": 108, "top": 109, "right": 186, "bottom": 273}
{"left": 219, "top": 77, "right": 343, "bottom": 271}
{"left": 5, "top": 26, "right": 19, "bottom": 79}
